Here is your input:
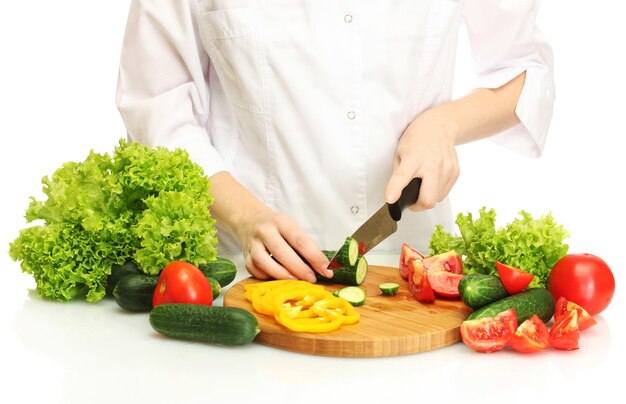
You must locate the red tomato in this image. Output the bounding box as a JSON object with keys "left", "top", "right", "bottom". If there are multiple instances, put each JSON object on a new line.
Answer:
{"left": 460, "top": 309, "right": 517, "bottom": 353}
{"left": 427, "top": 271, "right": 463, "bottom": 298}
{"left": 549, "top": 308, "right": 579, "bottom": 350}
{"left": 554, "top": 296, "right": 597, "bottom": 331}
{"left": 422, "top": 251, "right": 463, "bottom": 274}
{"left": 399, "top": 243, "right": 425, "bottom": 280}
{"left": 496, "top": 261, "right": 534, "bottom": 295}
{"left": 509, "top": 315, "right": 550, "bottom": 353}
{"left": 548, "top": 253, "right": 615, "bottom": 315}
{"left": 153, "top": 261, "right": 213, "bottom": 307}
{"left": 408, "top": 260, "right": 435, "bottom": 303}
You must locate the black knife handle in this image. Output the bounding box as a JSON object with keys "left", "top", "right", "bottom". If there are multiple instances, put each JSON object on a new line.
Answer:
{"left": 388, "top": 178, "right": 422, "bottom": 221}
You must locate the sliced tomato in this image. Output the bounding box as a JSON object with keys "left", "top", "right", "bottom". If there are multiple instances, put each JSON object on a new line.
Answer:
{"left": 399, "top": 243, "right": 425, "bottom": 280}
{"left": 408, "top": 260, "right": 435, "bottom": 303}
{"left": 554, "top": 296, "right": 597, "bottom": 331}
{"left": 509, "top": 315, "right": 550, "bottom": 353}
{"left": 496, "top": 261, "right": 534, "bottom": 295}
{"left": 422, "top": 251, "right": 463, "bottom": 274}
{"left": 460, "top": 309, "right": 517, "bottom": 353}
{"left": 549, "top": 308, "right": 580, "bottom": 350}
{"left": 427, "top": 271, "right": 463, "bottom": 298}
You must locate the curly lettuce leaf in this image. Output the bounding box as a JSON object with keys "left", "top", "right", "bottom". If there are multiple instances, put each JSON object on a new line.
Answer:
{"left": 134, "top": 191, "right": 217, "bottom": 275}
{"left": 428, "top": 207, "right": 569, "bottom": 287}
{"left": 9, "top": 139, "right": 218, "bottom": 302}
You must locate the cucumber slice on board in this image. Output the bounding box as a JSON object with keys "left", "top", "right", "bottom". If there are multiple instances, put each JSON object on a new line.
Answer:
{"left": 336, "top": 286, "right": 366, "bottom": 307}
{"left": 379, "top": 282, "right": 400, "bottom": 296}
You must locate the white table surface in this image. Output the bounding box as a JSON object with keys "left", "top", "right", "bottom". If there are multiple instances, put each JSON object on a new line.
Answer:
{"left": 1, "top": 251, "right": 622, "bottom": 404}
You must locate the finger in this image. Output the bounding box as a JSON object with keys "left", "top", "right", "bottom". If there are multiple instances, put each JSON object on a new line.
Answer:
{"left": 384, "top": 157, "right": 416, "bottom": 205}
{"left": 283, "top": 232, "right": 332, "bottom": 278}
{"left": 411, "top": 174, "right": 439, "bottom": 211}
{"left": 246, "top": 243, "right": 296, "bottom": 281}
{"left": 440, "top": 152, "right": 460, "bottom": 202}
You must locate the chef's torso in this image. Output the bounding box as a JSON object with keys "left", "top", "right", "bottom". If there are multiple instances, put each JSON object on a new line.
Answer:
{"left": 192, "top": 0, "right": 462, "bottom": 254}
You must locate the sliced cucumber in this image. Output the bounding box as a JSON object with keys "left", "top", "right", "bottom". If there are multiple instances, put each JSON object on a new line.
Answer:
{"left": 379, "top": 282, "right": 400, "bottom": 296}
{"left": 336, "top": 286, "right": 366, "bottom": 307}
{"left": 336, "top": 237, "right": 359, "bottom": 266}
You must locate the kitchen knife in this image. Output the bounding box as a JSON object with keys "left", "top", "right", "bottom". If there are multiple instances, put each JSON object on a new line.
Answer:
{"left": 327, "top": 178, "right": 422, "bottom": 269}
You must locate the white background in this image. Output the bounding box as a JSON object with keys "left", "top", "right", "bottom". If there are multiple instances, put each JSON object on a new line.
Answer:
{"left": 1, "top": 1, "right": 624, "bottom": 403}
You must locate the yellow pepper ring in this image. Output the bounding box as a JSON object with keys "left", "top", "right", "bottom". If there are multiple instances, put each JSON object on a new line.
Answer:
{"left": 245, "top": 279, "right": 360, "bottom": 333}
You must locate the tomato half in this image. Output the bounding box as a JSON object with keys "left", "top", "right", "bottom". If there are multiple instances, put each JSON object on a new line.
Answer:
{"left": 509, "top": 315, "right": 550, "bottom": 353}
{"left": 549, "top": 308, "right": 579, "bottom": 350}
{"left": 496, "top": 261, "right": 534, "bottom": 295}
{"left": 408, "top": 260, "right": 435, "bottom": 303}
{"left": 554, "top": 296, "right": 597, "bottom": 331}
{"left": 422, "top": 251, "right": 463, "bottom": 274}
{"left": 427, "top": 271, "right": 463, "bottom": 298}
{"left": 460, "top": 309, "right": 517, "bottom": 353}
{"left": 153, "top": 261, "right": 213, "bottom": 307}
{"left": 548, "top": 253, "right": 615, "bottom": 315}
{"left": 399, "top": 243, "right": 425, "bottom": 280}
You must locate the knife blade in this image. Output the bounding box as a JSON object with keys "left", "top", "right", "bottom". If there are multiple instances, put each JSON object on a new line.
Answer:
{"left": 327, "top": 178, "right": 422, "bottom": 269}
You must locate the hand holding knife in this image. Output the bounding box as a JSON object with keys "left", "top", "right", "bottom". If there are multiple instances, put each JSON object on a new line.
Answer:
{"left": 326, "top": 178, "right": 422, "bottom": 269}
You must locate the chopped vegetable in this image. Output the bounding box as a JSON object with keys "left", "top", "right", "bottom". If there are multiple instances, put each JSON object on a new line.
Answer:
{"left": 496, "top": 261, "right": 533, "bottom": 295}
{"left": 408, "top": 259, "right": 435, "bottom": 303}
{"left": 549, "top": 309, "right": 580, "bottom": 350}
{"left": 333, "top": 236, "right": 360, "bottom": 267}
{"left": 460, "top": 308, "right": 518, "bottom": 353}
{"left": 429, "top": 207, "right": 570, "bottom": 287}
{"left": 244, "top": 280, "right": 360, "bottom": 333}
{"left": 8, "top": 140, "right": 218, "bottom": 302}
{"left": 554, "top": 296, "right": 596, "bottom": 331}
{"left": 379, "top": 282, "right": 400, "bottom": 296}
{"left": 336, "top": 286, "right": 366, "bottom": 306}
{"left": 509, "top": 315, "right": 550, "bottom": 353}
{"left": 399, "top": 243, "right": 424, "bottom": 280}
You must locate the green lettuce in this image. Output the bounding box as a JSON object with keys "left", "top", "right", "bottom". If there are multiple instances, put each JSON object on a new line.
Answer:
{"left": 9, "top": 139, "right": 218, "bottom": 302}
{"left": 429, "top": 207, "right": 570, "bottom": 287}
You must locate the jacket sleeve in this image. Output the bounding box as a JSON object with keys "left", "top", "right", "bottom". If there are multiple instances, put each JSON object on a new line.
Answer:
{"left": 116, "top": 0, "right": 226, "bottom": 177}
{"left": 461, "top": 0, "right": 555, "bottom": 157}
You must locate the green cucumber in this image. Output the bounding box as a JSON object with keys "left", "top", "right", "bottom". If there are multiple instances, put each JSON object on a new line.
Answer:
{"left": 458, "top": 274, "right": 510, "bottom": 310}
{"left": 149, "top": 304, "right": 260, "bottom": 345}
{"left": 336, "top": 286, "right": 366, "bottom": 307}
{"left": 379, "top": 282, "right": 400, "bottom": 296}
{"left": 336, "top": 237, "right": 359, "bottom": 266}
{"left": 467, "top": 288, "right": 555, "bottom": 324}
{"left": 316, "top": 253, "right": 368, "bottom": 286}
{"left": 207, "top": 276, "right": 221, "bottom": 299}
{"left": 106, "top": 261, "right": 141, "bottom": 296}
{"left": 199, "top": 257, "right": 237, "bottom": 287}
{"left": 113, "top": 274, "right": 158, "bottom": 312}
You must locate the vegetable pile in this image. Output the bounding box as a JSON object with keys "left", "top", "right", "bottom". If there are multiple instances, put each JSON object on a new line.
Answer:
{"left": 9, "top": 140, "right": 218, "bottom": 302}
{"left": 429, "top": 207, "right": 570, "bottom": 287}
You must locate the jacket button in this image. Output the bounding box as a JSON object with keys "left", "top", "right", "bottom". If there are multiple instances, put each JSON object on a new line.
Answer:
{"left": 350, "top": 204, "right": 359, "bottom": 214}
{"left": 347, "top": 111, "right": 356, "bottom": 120}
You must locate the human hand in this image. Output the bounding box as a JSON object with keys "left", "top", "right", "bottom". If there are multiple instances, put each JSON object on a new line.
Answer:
{"left": 384, "top": 109, "right": 460, "bottom": 210}
{"left": 234, "top": 206, "right": 332, "bottom": 282}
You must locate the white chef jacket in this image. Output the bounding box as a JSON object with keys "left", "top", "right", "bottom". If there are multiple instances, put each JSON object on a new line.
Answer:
{"left": 116, "top": 0, "right": 554, "bottom": 255}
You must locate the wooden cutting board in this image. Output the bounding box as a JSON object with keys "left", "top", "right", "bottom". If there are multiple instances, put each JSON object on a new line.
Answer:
{"left": 224, "top": 265, "right": 472, "bottom": 357}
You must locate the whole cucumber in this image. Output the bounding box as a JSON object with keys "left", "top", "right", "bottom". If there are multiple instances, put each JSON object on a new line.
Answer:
{"left": 458, "top": 274, "right": 509, "bottom": 310}
{"left": 150, "top": 304, "right": 260, "bottom": 346}
{"left": 113, "top": 274, "right": 159, "bottom": 312}
{"left": 467, "top": 288, "right": 555, "bottom": 324}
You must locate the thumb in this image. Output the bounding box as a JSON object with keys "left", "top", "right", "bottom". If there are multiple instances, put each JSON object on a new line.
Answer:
{"left": 385, "top": 164, "right": 414, "bottom": 205}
